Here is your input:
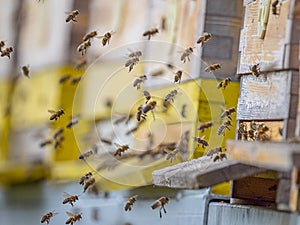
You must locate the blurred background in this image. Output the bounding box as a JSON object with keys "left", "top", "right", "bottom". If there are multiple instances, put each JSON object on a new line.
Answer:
{"left": 0, "top": 0, "right": 243, "bottom": 224}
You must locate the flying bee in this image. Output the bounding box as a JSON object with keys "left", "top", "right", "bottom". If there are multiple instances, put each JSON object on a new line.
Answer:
{"left": 250, "top": 63, "right": 260, "bottom": 77}
{"left": 151, "top": 197, "right": 169, "bottom": 219}
{"left": 196, "top": 32, "right": 212, "bottom": 47}
{"left": 217, "top": 120, "right": 232, "bottom": 136}
{"left": 59, "top": 74, "right": 71, "bottom": 84}
{"left": 181, "top": 104, "right": 187, "bottom": 118}
{"left": 0, "top": 40, "right": 5, "bottom": 52}
{"left": 75, "top": 59, "right": 87, "bottom": 70}
{"left": 124, "top": 195, "right": 138, "bottom": 211}
{"left": 100, "top": 137, "right": 113, "bottom": 145}
{"left": 66, "top": 118, "right": 79, "bottom": 128}
{"left": 193, "top": 136, "right": 208, "bottom": 148}
{"left": 163, "top": 144, "right": 178, "bottom": 163}
{"left": 143, "top": 28, "right": 159, "bottom": 40}
{"left": 1, "top": 47, "right": 13, "bottom": 59}
{"left": 83, "top": 30, "right": 98, "bottom": 42}
{"left": 163, "top": 89, "right": 178, "bottom": 108}
{"left": 79, "top": 171, "right": 93, "bottom": 185}
{"left": 70, "top": 76, "right": 82, "bottom": 85}
{"left": 125, "top": 57, "right": 139, "bottom": 72}
{"left": 66, "top": 10, "right": 79, "bottom": 23}
{"left": 99, "top": 31, "right": 114, "bottom": 46}
{"left": 205, "top": 147, "right": 222, "bottom": 158}
{"left": 77, "top": 39, "right": 91, "bottom": 55}
{"left": 136, "top": 106, "right": 146, "bottom": 122}
{"left": 213, "top": 152, "right": 227, "bottom": 162}
{"left": 79, "top": 145, "right": 98, "bottom": 160}
{"left": 142, "top": 100, "right": 156, "bottom": 114}
{"left": 62, "top": 192, "right": 79, "bottom": 207}
{"left": 204, "top": 63, "right": 221, "bottom": 73}
{"left": 143, "top": 90, "right": 151, "bottom": 103}
{"left": 217, "top": 78, "right": 231, "bottom": 89}
{"left": 39, "top": 139, "right": 53, "bottom": 148}
{"left": 149, "top": 69, "right": 164, "bottom": 77}
{"left": 133, "top": 75, "right": 147, "bottom": 90}
{"left": 21, "top": 65, "right": 30, "bottom": 78}
{"left": 41, "top": 211, "right": 58, "bottom": 224}
{"left": 65, "top": 212, "right": 82, "bottom": 225}
{"left": 197, "top": 121, "right": 214, "bottom": 132}
{"left": 128, "top": 50, "right": 142, "bottom": 58}
{"left": 48, "top": 109, "right": 65, "bottom": 120}
{"left": 174, "top": 70, "right": 182, "bottom": 83}
{"left": 180, "top": 47, "right": 194, "bottom": 63}
{"left": 114, "top": 143, "right": 130, "bottom": 157}
{"left": 83, "top": 177, "right": 96, "bottom": 192}
{"left": 53, "top": 128, "right": 64, "bottom": 139}
{"left": 54, "top": 135, "right": 65, "bottom": 149}
{"left": 220, "top": 107, "right": 236, "bottom": 120}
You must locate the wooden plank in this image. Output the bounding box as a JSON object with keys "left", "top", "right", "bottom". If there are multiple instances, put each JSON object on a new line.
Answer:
{"left": 152, "top": 157, "right": 265, "bottom": 189}
{"left": 237, "top": 71, "right": 291, "bottom": 120}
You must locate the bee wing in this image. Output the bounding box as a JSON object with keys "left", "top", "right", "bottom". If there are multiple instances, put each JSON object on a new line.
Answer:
{"left": 113, "top": 142, "right": 121, "bottom": 148}
{"left": 48, "top": 110, "right": 56, "bottom": 114}
{"left": 63, "top": 192, "right": 72, "bottom": 197}
{"left": 66, "top": 211, "right": 74, "bottom": 217}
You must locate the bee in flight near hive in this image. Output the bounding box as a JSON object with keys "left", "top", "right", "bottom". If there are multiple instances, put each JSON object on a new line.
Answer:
{"left": 77, "top": 39, "right": 91, "bottom": 55}
{"left": 70, "top": 76, "right": 82, "bottom": 85}
{"left": 0, "top": 40, "right": 5, "bottom": 52}
{"left": 174, "top": 70, "right": 182, "bottom": 83}
{"left": 151, "top": 197, "right": 169, "bottom": 219}
{"left": 213, "top": 151, "right": 227, "bottom": 162}
{"left": 53, "top": 127, "right": 64, "bottom": 140}
{"left": 65, "top": 10, "right": 79, "bottom": 23}
{"left": 1, "top": 46, "right": 13, "bottom": 59}
{"left": 114, "top": 143, "right": 130, "bottom": 157}
{"left": 82, "top": 30, "right": 98, "bottom": 42}
{"left": 48, "top": 109, "right": 65, "bottom": 120}
{"left": 205, "top": 147, "right": 222, "bottom": 158}
{"left": 39, "top": 139, "right": 53, "bottom": 148}
{"left": 99, "top": 31, "right": 114, "bottom": 46}
{"left": 250, "top": 63, "right": 260, "bottom": 77}
{"left": 124, "top": 195, "right": 138, "bottom": 211}
{"left": 62, "top": 192, "right": 79, "bottom": 207}
{"left": 193, "top": 136, "right": 208, "bottom": 148}
{"left": 21, "top": 65, "right": 30, "bottom": 78}
{"left": 65, "top": 212, "right": 82, "bottom": 225}
{"left": 128, "top": 50, "right": 142, "bottom": 58}
{"left": 79, "top": 171, "right": 93, "bottom": 186}
{"left": 181, "top": 104, "right": 187, "bottom": 118}
{"left": 163, "top": 89, "right": 178, "bottom": 109}
{"left": 204, "top": 63, "right": 221, "bottom": 73}
{"left": 217, "top": 120, "right": 232, "bottom": 136}
{"left": 197, "top": 121, "right": 214, "bottom": 132}
{"left": 196, "top": 32, "right": 212, "bottom": 47}
{"left": 180, "top": 47, "right": 194, "bottom": 63}
{"left": 272, "top": 0, "right": 282, "bottom": 15}
{"left": 79, "top": 145, "right": 98, "bottom": 160}
{"left": 217, "top": 77, "right": 231, "bottom": 89}
{"left": 66, "top": 117, "right": 79, "bottom": 128}
{"left": 143, "top": 90, "right": 151, "bottom": 103}
{"left": 41, "top": 211, "right": 58, "bottom": 224}
{"left": 133, "top": 75, "right": 147, "bottom": 90}
{"left": 125, "top": 57, "right": 140, "bottom": 72}
{"left": 143, "top": 28, "right": 159, "bottom": 40}
{"left": 59, "top": 74, "right": 71, "bottom": 84}
{"left": 220, "top": 107, "right": 236, "bottom": 120}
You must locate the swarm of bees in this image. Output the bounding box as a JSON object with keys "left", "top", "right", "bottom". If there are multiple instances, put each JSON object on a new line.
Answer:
{"left": 151, "top": 197, "right": 169, "bottom": 218}
{"left": 66, "top": 10, "right": 79, "bottom": 23}
{"left": 204, "top": 63, "right": 221, "bottom": 73}
{"left": 124, "top": 195, "right": 138, "bottom": 211}
{"left": 143, "top": 28, "right": 159, "bottom": 40}
{"left": 196, "top": 32, "right": 212, "bottom": 47}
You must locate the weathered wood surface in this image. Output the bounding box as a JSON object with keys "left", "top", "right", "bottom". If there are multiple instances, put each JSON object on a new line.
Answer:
{"left": 227, "top": 140, "right": 300, "bottom": 171}
{"left": 152, "top": 156, "right": 265, "bottom": 189}
{"left": 237, "top": 71, "right": 291, "bottom": 120}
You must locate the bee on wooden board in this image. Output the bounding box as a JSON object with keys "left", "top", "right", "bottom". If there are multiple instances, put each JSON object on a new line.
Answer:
{"left": 205, "top": 146, "right": 222, "bottom": 158}
{"left": 124, "top": 195, "right": 138, "bottom": 211}
{"left": 65, "top": 10, "right": 79, "bottom": 23}
{"left": 99, "top": 31, "right": 114, "bottom": 46}
{"left": 197, "top": 121, "right": 214, "bottom": 132}
{"left": 196, "top": 32, "right": 212, "bottom": 47}
{"left": 180, "top": 47, "right": 194, "bottom": 63}
{"left": 77, "top": 39, "right": 91, "bottom": 56}
{"left": 79, "top": 171, "right": 93, "bottom": 186}
{"left": 151, "top": 197, "right": 169, "bottom": 219}
{"left": 59, "top": 74, "right": 71, "bottom": 84}
{"left": 250, "top": 63, "right": 260, "bottom": 77}
{"left": 83, "top": 30, "right": 98, "bottom": 42}
{"left": 193, "top": 136, "right": 208, "bottom": 148}
{"left": 204, "top": 63, "right": 221, "bottom": 73}
{"left": 65, "top": 212, "right": 82, "bottom": 225}
{"left": 174, "top": 70, "right": 182, "bottom": 83}
{"left": 237, "top": 122, "right": 248, "bottom": 140}
{"left": 133, "top": 75, "right": 147, "bottom": 90}
{"left": 217, "top": 120, "right": 232, "bottom": 136}
{"left": 41, "top": 211, "right": 58, "bottom": 224}
{"left": 48, "top": 109, "right": 65, "bottom": 120}
{"left": 213, "top": 152, "right": 227, "bottom": 162}
{"left": 62, "top": 192, "right": 79, "bottom": 207}
{"left": 143, "top": 28, "right": 159, "bottom": 40}
{"left": 220, "top": 107, "right": 236, "bottom": 120}
{"left": 114, "top": 143, "right": 130, "bottom": 157}
{"left": 1, "top": 46, "right": 13, "bottom": 59}
{"left": 217, "top": 78, "right": 231, "bottom": 89}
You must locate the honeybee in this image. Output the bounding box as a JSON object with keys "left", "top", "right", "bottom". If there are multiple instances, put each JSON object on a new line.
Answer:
{"left": 100, "top": 137, "right": 113, "bottom": 145}
{"left": 20, "top": 65, "right": 30, "bottom": 78}
{"left": 196, "top": 32, "right": 212, "bottom": 47}
{"left": 125, "top": 57, "right": 139, "bottom": 72}
{"left": 136, "top": 107, "right": 146, "bottom": 122}
{"left": 83, "top": 177, "right": 96, "bottom": 192}
{"left": 79, "top": 171, "right": 93, "bottom": 186}
{"left": 62, "top": 192, "right": 79, "bottom": 207}
{"left": 151, "top": 197, "right": 169, "bottom": 219}
{"left": 114, "top": 143, "right": 130, "bottom": 157}
{"left": 133, "top": 75, "right": 147, "bottom": 90}
{"left": 142, "top": 100, "right": 157, "bottom": 114}
{"left": 213, "top": 152, "right": 227, "bottom": 162}
{"left": 204, "top": 63, "right": 221, "bottom": 73}
{"left": 75, "top": 59, "right": 87, "bottom": 70}
{"left": 0, "top": 40, "right": 5, "bottom": 52}
{"left": 163, "top": 144, "right": 178, "bottom": 163}
{"left": 193, "top": 136, "right": 208, "bottom": 148}
{"left": 149, "top": 69, "right": 164, "bottom": 77}
{"left": 205, "top": 147, "right": 222, "bottom": 158}
{"left": 70, "top": 76, "right": 82, "bottom": 85}
{"left": 54, "top": 136, "right": 65, "bottom": 149}
{"left": 48, "top": 109, "right": 65, "bottom": 120}
{"left": 220, "top": 107, "right": 236, "bottom": 120}
{"left": 128, "top": 50, "right": 142, "bottom": 58}
{"left": 237, "top": 122, "right": 248, "bottom": 140}
{"left": 41, "top": 211, "right": 57, "bottom": 224}
{"left": 1, "top": 47, "right": 13, "bottom": 59}
{"left": 143, "top": 28, "right": 159, "bottom": 40}
{"left": 83, "top": 31, "right": 98, "bottom": 42}
{"left": 217, "top": 120, "right": 232, "bottom": 136}
{"left": 124, "top": 195, "right": 138, "bottom": 211}
{"left": 174, "top": 70, "right": 182, "bottom": 83}
{"left": 163, "top": 89, "right": 178, "bottom": 108}
{"left": 65, "top": 212, "right": 82, "bottom": 225}
{"left": 66, "top": 117, "right": 79, "bottom": 128}
{"left": 66, "top": 10, "right": 79, "bottom": 23}
{"left": 197, "top": 121, "right": 214, "bottom": 132}
{"left": 143, "top": 90, "right": 151, "bottom": 103}
{"left": 181, "top": 104, "right": 187, "bottom": 118}
{"left": 161, "top": 16, "right": 167, "bottom": 31}
{"left": 79, "top": 149, "right": 94, "bottom": 160}
{"left": 53, "top": 128, "right": 64, "bottom": 139}
{"left": 59, "top": 74, "right": 71, "bottom": 84}
{"left": 217, "top": 78, "right": 231, "bottom": 89}
{"left": 77, "top": 39, "right": 91, "bottom": 55}
{"left": 250, "top": 63, "right": 260, "bottom": 77}
{"left": 180, "top": 47, "right": 194, "bottom": 63}
{"left": 39, "top": 139, "right": 53, "bottom": 148}
{"left": 256, "top": 123, "right": 270, "bottom": 141}
{"left": 99, "top": 31, "right": 114, "bottom": 46}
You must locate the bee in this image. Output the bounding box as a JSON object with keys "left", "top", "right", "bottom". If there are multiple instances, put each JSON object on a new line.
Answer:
{"left": 100, "top": 137, "right": 113, "bottom": 145}
{"left": 53, "top": 128, "right": 64, "bottom": 139}
{"left": 1, "top": 47, "right": 13, "bottom": 59}
{"left": 65, "top": 212, "right": 82, "bottom": 225}
{"left": 79, "top": 145, "right": 98, "bottom": 160}
{"left": 193, "top": 136, "right": 208, "bottom": 148}
{"left": 54, "top": 136, "right": 65, "bottom": 149}
{"left": 256, "top": 123, "right": 270, "bottom": 141}
{"left": 272, "top": 0, "right": 281, "bottom": 15}
{"left": 197, "top": 121, "right": 214, "bottom": 132}
{"left": 114, "top": 143, "right": 130, "bottom": 157}
{"left": 99, "top": 31, "right": 114, "bottom": 46}
{"left": 161, "top": 16, "right": 167, "bottom": 31}
{"left": 39, "top": 139, "right": 53, "bottom": 148}
{"left": 196, "top": 32, "right": 212, "bottom": 47}
{"left": 180, "top": 47, "right": 194, "bottom": 63}
{"left": 79, "top": 171, "right": 93, "bottom": 186}
{"left": 174, "top": 70, "right": 182, "bottom": 83}
{"left": 136, "top": 106, "right": 146, "bottom": 122}
{"left": 149, "top": 69, "right": 164, "bottom": 77}
{"left": 128, "top": 50, "right": 142, "bottom": 58}
{"left": 250, "top": 63, "right": 260, "bottom": 77}
{"left": 217, "top": 78, "right": 231, "bottom": 89}
{"left": 70, "top": 76, "right": 81, "bottom": 85}
{"left": 133, "top": 75, "right": 147, "bottom": 90}
{"left": 124, "top": 195, "right": 138, "bottom": 211}
{"left": 41, "top": 211, "right": 57, "bottom": 224}
{"left": 164, "top": 144, "right": 178, "bottom": 163}
{"left": 62, "top": 192, "right": 79, "bottom": 207}
{"left": 163, "top": 89, "right": 178, "bottom": 108}
{"left": 83, "top": 177, "right": 96, "bottom": 192}
{"left": 0, "top": 40, "right": 5, "bottom": 52}
{"left": 141, "top": 100, "right": 157, "bottom": 114}
{"left": 77, "top": 39, "right": 91, "bottom": 55}
{"left": 125, "top": 57, "right": 140, "bottom": 72}
{"left": 151, "top": 197, "right": 169, "bottom": 219}
{"left": 66, "top": 118, "right": 79, "bottom": 128}
{"left": 237, "top": 122, "right": 248, "bottom": 140}
{"left": 213, "top": 152, "right": 227, "bottom": 162}
{"left": 143, "top": 90, "right": 151, "bottom": 103}
{"left": 20, "top": 65, "right": 30, "bottom": 78}
{"left": 66, "top": 10, "right": 79, "bottom": 23}
{"left": 220, "top": 107, "right": 236, "bottom": 120}
{"left": 75, "top": 59, "right": 87, "bottom": 70}
{"left": 48, "top": 109, "right": 65, "bottom": 120}
{"left": 204, "top": 63, "right": 221, "bottom": 73}
{"left": 217, "top": 120, "right": 232, "bottom": 136}
{"left": 205, "top": 147, "right": 222, "bottom": 158}
{"left": 181, "top": 104, "right": 187, "bottom": 118}
{"left": 59, "top": 74, "right": 71, "bottom": 84}
{"left": 143, "top": 28, "right": 159, "bottom": 40}
{"left": 83, "top": 31, "right": 98, "bottom": 42}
